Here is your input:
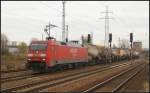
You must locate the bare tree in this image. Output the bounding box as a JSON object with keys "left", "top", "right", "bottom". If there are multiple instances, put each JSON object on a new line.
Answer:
{"left": 1, "top": 33, "right": 9, "bottom": 55}
{"left": 120, "top": 39, "right": 130, "bottom": 49}
{"left": 113, "top": 44, "right": 117, "bottom": 49}
{"left": 1, "top": 33, "right": 9, "bottom": 49}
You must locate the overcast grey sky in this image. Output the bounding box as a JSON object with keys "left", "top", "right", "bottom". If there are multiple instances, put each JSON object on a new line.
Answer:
{"left": 1, "top": 1, "right": 149, "bottom": 48}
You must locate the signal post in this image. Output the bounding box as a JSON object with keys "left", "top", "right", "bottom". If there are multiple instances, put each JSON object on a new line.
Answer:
{"left": 109, "top": 33, "right": 112, "bottom": 63}
{"left": 130, "top": 33, "right": 133, "bottom": 64}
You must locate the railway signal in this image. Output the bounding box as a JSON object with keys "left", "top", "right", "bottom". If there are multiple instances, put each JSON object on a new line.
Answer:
{"left": 130, "top": 33, "right": 133, "bottom": 64}
{"left": 66, "top": 25, "right": 68, "bottom": 42}
{"left": 109, "top": 33, "right": 112, "bottom": 63}
{"left": 87, "top": 34, "right": 91, "bottom": 44}
{"left": 130, "top": 33, "right": 133, "bottom": 42}
{"left": 81, "top": 35, "right": 84, "bottom": 46}
{"left": 109, "top": 33, "right": 112, "bottom": 43}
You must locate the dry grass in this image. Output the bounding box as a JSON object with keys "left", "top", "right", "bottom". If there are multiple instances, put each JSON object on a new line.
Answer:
{"left": 1, "top": 54, "right": 26, "bottom": 71}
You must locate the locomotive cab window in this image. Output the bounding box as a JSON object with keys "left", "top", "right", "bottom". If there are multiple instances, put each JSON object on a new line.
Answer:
{"left": 30, "top": 43, "right": 47, "bottom": 50}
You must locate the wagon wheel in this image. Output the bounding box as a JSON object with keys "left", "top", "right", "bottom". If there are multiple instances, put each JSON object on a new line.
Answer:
{"left": 51, "top": 65, "right": 59, "bottom": 72}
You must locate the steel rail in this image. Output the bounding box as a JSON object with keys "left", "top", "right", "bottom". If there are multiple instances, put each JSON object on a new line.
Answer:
{"left": 83, "top": 63, "right": 144, "bottom": 92}
{"left": 112, "top": 65, "right": 145, "bottom": 92}
{"left": 1, "top": 69, "right": 27, "bottom": 74}
{"left": 1, "top": 62, "right": 130, "bottom": 92}
{"left": 21, "top": 63, "right": 130, "bottom": 92}
{"left": 1, "top": 62, "right": 128, "bottom": 83}
{"left": 1, "top": 70, "right": 33, "bottom": 79}
{"left": 1, "top": 72, "right": 41, "bottom": 83}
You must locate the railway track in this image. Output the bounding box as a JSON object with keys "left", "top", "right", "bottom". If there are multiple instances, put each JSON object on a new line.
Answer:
{"left": 1, "top": 59, "right": 141, "bottom": 83}
{"left": 1, "top": 60, "right": 131, "bottom": 84}
{"left": 1, "top": 62, "right": 131, "bottom": 92}
{"left": 1, "top": 62, "right": 118, "bottom": 83}
{"left": 84, "top": 62, "right": 145, "bottom": 92}
{"left": 1, "top": 69, "right": 27, "bottom": 74}
{"left": 1, "top": 69, "right": 33, "bottom": 77}
{"left": 1, "top": 70, "right": 36, "bottom": 82}
{"left": 1, "top": 72, "right": 41, "bottom": 83}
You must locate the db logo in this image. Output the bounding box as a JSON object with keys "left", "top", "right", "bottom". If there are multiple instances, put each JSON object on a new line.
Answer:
{"left": 36, "top": 51, "right": 38, "bottom": 53}
{"left": 70, "top": 48, "right": 77, "bottom": 53}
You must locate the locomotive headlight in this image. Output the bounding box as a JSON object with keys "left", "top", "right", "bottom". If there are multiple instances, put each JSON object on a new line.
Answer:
{"left": 40, "top": 54, "right": 46, "bottom": 57}
{"left": 28, "top": 58, "right": 31, "bottom": 60}
{"left": 27, "top": 54, "right": 33, "bottom": 57}
{"left": 42, "top": 58, "right": 46, "bottom": 61}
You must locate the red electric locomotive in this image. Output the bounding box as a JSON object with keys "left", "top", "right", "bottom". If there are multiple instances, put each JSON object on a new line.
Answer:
{"left": 26, "top": 38, "right": 88, "bottom": 72}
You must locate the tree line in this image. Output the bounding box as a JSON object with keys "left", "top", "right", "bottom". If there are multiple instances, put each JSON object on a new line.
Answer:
{"left": 1, "top": 33, "right": 28, "bottom": 55}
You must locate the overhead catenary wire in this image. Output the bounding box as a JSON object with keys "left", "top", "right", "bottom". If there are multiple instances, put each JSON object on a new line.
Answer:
{"left": 112, "top": 13, "right": 135, "bottom": 33}
{"left": 39, "top": 1, "right": 62, "bottom": 14}
{"left": 97, "top": 4, "right": 135, "bottom": 36}
{"left": 96, "top": 2, "right": 135, "bottom": 34}
{"left": 110, "top": 14, "right": 135, "bottom": 39}
{"left": 2, "top": 3, "right": 60, "bottom": 38}
{"left": 4, "top": 2, "right": 138, "bottom": 45}
{"left": 39, "top": 1, "right": 103, "bottom": 34}
{"left": 99, "top": 5, "right": 113, "bottom": 47}
{"left": 39, "top": 1, "right": 113, "bottom": 45}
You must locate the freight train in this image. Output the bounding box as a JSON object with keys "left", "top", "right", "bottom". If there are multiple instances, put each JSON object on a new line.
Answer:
{"left": 26, "top": 34, "right": 139, "bottom": 72}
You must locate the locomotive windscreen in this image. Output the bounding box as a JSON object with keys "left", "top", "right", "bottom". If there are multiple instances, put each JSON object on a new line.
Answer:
{"left": 30, "top": 43, "right": 47, "bottom": 50}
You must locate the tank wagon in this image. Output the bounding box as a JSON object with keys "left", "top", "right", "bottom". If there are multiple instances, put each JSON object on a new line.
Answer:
{"left": 112, "top": 48, "right": 130, "bottom": 61}
{"left": 86, "top": 44, "right": 103, "bottom": 64}
{"left": 84, "top": 44, "right": 112, "bottom": 64}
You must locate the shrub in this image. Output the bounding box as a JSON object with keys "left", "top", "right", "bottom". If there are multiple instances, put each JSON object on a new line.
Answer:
{"left": 1, "top": 48, "right": 10, "bottom": 55}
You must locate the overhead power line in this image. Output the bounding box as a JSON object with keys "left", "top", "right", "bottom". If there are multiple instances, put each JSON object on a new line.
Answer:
{"left": 39, "top": 1, "right": 62, "bottom": 13}
{"left": 112, "top": 13, "right": 135, "bottom": 33}
{"left": 62, "top": 1, "right": 66, "bottom": 42}
{"left": 99, "top": 5, "right": 113, "bottom": 47}
{"left": 39, "top": 1, "right": 103, "bottom": 34}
